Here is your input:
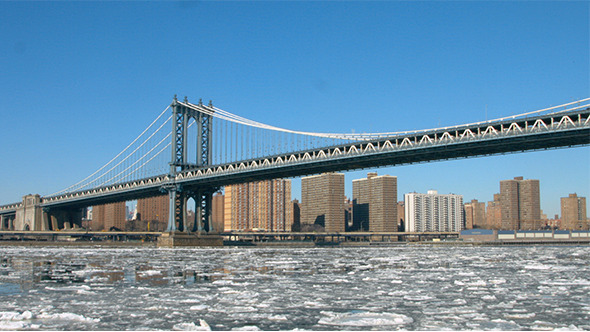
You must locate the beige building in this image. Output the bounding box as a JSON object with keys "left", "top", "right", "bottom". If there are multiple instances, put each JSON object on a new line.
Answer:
{"left": 212, "top": 193, "right": 225, "bottom": 232}
{"left": 486, "top": 194, "right": 502, "bottom": 229}
{"left": 561, "top": 193, "right": 588, "bottom": 230}
{"left": 301, "top": 173, "right": 345, "bottom": 232}
{"left": 224, "top": 179, "right": 292, "bottom": 231}
{"left": 464, "top": 199, "right": 486, "bottom": 229}
{"left": 352, "top": 172, "right": 398, "bottom": 232}
{"left": 136, "top": 195, "right": 169, "bottom": 231}
{"left": 500, "top": 177, "right": 541, "bottom": 230}
{"left": 93, "top": 202, "right": 126, "bottom": 231}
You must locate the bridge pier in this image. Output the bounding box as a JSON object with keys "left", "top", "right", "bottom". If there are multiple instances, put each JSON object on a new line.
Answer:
{"left": 0, "top": 214, "right": 15, "bottom": 230}
{"left": 14, "top": 194, "right": 43, "bottom": 231}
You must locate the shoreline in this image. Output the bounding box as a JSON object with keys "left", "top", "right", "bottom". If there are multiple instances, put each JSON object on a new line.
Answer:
{"left": 0, "top": 239, "right": 588, "bottom": 248}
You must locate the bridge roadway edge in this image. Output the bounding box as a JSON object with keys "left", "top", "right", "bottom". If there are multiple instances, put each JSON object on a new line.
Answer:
{"left": 178, "top": 126, "right": 590, "bottom": 190}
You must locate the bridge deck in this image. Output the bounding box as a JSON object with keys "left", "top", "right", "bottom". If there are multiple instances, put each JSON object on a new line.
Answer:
{"left": 1, "top": 105, "right": 588, "bottom": 212}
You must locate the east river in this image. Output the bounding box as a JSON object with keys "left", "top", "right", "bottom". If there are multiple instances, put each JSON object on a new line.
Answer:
{"left": 0, "top": 245, "right": 589, "bottom": 331}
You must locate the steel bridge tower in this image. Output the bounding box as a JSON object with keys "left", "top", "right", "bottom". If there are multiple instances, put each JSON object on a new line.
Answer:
{"left": 165, "top": 95, "right": 216, "bottom": 234}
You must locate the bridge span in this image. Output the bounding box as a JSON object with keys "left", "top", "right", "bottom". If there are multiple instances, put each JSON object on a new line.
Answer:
{"left": 1, "top": 98, "right": 589, "bottom": 233}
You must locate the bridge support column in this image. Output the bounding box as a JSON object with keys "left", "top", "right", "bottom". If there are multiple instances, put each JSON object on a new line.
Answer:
{"left": 44, "top": 208, "right": 84, "bottom": 231}
{"left": 41, "top": 208, "right": 51, "bottom": 231}
{"left": 203, "top": 192, "right": 213, "bottom": 233}
{"left": 50, "top": 215, "right": 58, "bottom": 231}
{"left": 164, "top": 183, "right": 191, "bottom": 233}
{"left": 166, "top": 188, "right": 176, "bottom": 232}
{"left": 191, "top": 190, "right": 203, "bottom": 234}
{"left": 0, "top": 215, "right": 5, "bottom": 230}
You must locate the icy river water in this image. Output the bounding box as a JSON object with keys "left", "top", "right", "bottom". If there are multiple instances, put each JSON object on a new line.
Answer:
{"left": 0, "top": 245, "right": 589, "bottom": 331}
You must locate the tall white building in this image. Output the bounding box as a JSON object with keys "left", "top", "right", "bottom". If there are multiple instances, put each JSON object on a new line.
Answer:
{"left": 405, "top": 190, "right": 464, "bottom": 232}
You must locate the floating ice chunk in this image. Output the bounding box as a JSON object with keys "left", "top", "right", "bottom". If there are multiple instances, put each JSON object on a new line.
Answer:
{"left": 458, "top": 272, "right": 476, "bottom": 276}
{"left": 403, "top": 295, "right": 433, "bottom": 301}
{"left": 172, "top": 320, "right": 211, "bottom": 331}
{"left": 318, "top": 312, "right": 413, "bottom": 327}
{"left": 268, "top": 315, "right": 288, "bottom": 321}
{"left": 231, "top": 326, "right": 261, "bottom": 331}
{"left": 554, "top": 325, "right": 584, "bottom": 331}
{"left": 179, "top": 299, "right": 201, "bottom": 304}
{"left": 479, "top": 319, "right": 521, "bottom": 330}
{"left": 0, "top": 311, "right": 33, "bottom": 321}
{"left": 524, "top": 264, "right": 551, "bottom": 270}
{"left": 530, "top": 320, "right": 556, "bottom": 331}
{"left": 303, "top": 301, "right": 324, "bottom": 308}
{"left": 0, "top": 321, "right": 40, "bottom": 330}
{"left": 37, "top": 312, "right": 100, "bottom": 322}
{"left": 467, "top": 280, "right": 487, "bottom": 287}
{"left": 138, "top": 270, "right": 162, "bottom": 276}
{"left": 189, "top": 305, "right": 208, "bottom": 311}
{"left": 489, "top": 278, "right": 506, "bottom": 285}
{"left": 45, "top": 285, "right": 91, "bottom": 292}
{"left": 212, "top": 280, "right": 235, "bottom": 286}
{"left": 504, "top": 312, "right": 536, "bottom": 319}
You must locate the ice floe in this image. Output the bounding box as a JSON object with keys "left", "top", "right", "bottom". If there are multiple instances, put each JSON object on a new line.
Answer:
{"left": 318, "top": 311, "right": 413, "bottom": 327}
{"left": 172, "top": 320, "right": 211, "bottom": 331}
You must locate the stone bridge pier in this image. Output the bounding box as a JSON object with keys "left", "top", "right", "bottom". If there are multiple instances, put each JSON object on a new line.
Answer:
{"left": 13, "top": 194, "right": 83, "bottom": 231}
{"left": 15, "top": 194, "right": 44, "bottom": 231}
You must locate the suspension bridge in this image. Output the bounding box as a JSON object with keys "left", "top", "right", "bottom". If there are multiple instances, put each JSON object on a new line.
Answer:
{"left": 1, "top": 96, "right": 589, "bottom": 237}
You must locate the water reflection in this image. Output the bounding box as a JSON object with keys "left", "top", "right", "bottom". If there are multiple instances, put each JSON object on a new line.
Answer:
{"left": 0, "top": 254, "right": 242, "bottom": 289}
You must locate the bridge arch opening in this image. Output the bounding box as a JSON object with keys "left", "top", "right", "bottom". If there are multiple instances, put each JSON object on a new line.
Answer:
{"left": 186, "top": 197, "right": 197, "bottom": 232}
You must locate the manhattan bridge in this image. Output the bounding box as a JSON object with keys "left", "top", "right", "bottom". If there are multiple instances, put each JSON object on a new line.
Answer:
{"left": 1, "top": 97, "right": 589, "bottom": 235}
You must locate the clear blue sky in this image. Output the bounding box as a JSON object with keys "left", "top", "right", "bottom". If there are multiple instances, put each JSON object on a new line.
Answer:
{"left": 1, "top": 1, "right": 588, "bottom": 218}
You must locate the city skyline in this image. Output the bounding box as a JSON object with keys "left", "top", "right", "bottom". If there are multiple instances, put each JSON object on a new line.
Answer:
{"left": 0, "top": 1, "right": 588, "bottom": 219}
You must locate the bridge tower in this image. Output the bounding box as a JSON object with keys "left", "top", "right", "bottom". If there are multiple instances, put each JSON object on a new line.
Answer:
{"left": 166, "top": 95, "right": 216, "bottom": 234}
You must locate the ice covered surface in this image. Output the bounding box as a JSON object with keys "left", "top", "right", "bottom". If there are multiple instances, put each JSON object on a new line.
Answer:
{"left": 0, "top": 245, "right": 589, "bottom": 330}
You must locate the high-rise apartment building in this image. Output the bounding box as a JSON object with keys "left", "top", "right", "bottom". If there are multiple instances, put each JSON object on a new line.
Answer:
{"left": 301, "top": 173, "right": 345, "bottom": 232}
{"left": 352, "top": 172, "right": 397, "bottom": 232}
{"left": 464, "top": 199, "right": 486, "bottom": 229}
{"left": 405, "top": 190, "right": 464, "bottom": 232}
{"left": 561, "top": 193, "right": 588, "bottom": 230}
{"left": 92, "top": 202, "right": 126, "bottom": 231}
{"left": 500, "top": 177, "right": 541, "bottom": 230}
{"left": 224, "top": 179, "right": 292, "bottom": 231}
{"left": 137, "top": 195, "right": 169, "bottom": 226}
{"left": 486, "top": 194, "right": 502, "bottom": 229}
